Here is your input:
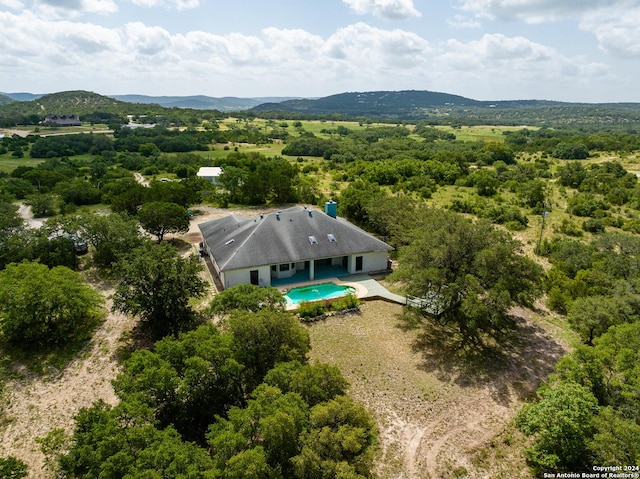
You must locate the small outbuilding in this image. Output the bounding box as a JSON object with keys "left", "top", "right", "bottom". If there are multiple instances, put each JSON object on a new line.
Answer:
{"left": 197, "top": 167, "right": 223, "bottom": 185}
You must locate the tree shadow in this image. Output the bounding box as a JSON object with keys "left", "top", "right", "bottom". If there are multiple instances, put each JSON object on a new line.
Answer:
{"left": 398, "top": 308, "right": 567, "bottom": 406}
{"left": 1, "top": 332, "right": 97, "bottom": 380}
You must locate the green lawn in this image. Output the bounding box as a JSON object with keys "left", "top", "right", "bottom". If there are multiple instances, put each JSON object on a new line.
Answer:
{"left": 0, "top": 154, "right": 43, "bottom": 173}
{"left": 435, "top": 125, "right": 530, "bottom": 143}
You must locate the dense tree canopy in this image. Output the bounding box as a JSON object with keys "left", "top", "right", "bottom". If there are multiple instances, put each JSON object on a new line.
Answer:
{"left": 137, "top": 201, "right": 191, "bottom": 243}
{"left": 112, "top": 242, "right": 207, "bottom": 338}
{"left": 390, "top": 208, "right": 543, "bottom": 344}
{"left": 207, "top": 284, "right": 286, "bottom": 314}
{"left": 70, "top": 212, "right": 145, "bottom": 269}
{"left": 0, "top": 262, "right": 104, "bottom": 346}
{"left": 0, "top": 456, "right": 28, "bottom": 479}
{"left": 520, "top": 321, "right": 640, "bottom": 471}
{"left": 58, "top": 310, "right": 376, "bottom": 479}
{"left": 516, "top": 381, "right": 599, "bottom": 471}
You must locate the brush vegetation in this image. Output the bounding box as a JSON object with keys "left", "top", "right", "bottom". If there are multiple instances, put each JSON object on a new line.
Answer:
{"left": 2, "top": 90, "right": 640, "bottom": 476}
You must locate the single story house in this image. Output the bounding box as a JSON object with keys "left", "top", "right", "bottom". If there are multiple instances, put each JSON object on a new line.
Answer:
{"left": 42, "top": 114, "right": 82, "bottom": 126}
{"left": 197, "top": 166, "right": 223, "bottom": 185}
{"left": 198, "top": 202, "right": 392, "bottom": 289}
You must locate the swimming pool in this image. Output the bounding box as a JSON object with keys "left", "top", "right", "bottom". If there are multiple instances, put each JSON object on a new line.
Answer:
{"left": 284, "top": 282, "right": 356, "bottom": 306}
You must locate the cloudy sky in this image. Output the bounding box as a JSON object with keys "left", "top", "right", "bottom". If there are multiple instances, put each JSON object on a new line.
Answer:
{"left": 1, "top": 0, "right": 639, "bottom": 102}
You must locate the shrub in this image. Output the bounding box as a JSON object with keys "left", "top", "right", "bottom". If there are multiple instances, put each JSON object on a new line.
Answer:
{"left": 297, "top": 300, "right": 328, "bottom": 319}
{"left": 330, "top": 294, "right": 360, "bottom": 311}
{"left": 556, "top": 219, "right": 584, "bottom": 237}
{"left": 505, "top": 221, "right": 527, "bottom": 231}
{"left": 297, "top": 294, "right": 360, "bottom": 320}
{"left": 582, "top": 218, "right": 605, "bottom": 234}
{"left": 622, "top": 219, "right": 640, "bottom": 234}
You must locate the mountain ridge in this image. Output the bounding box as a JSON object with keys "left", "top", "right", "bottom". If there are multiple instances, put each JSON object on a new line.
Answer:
{"left": 2, "top": 89, "right": 640, "bottom": 127}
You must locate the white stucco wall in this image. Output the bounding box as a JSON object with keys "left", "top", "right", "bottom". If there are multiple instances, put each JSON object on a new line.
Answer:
{"left": 350, "top": 251, "right": 389, "bottom": 274}
{"left": 222, "top": 265, "right": 272, "bottom": 289}
{"left": 217, "top": 252, "right": 389, "bottom": 290}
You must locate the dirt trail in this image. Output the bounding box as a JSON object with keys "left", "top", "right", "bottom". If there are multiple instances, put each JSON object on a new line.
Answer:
{"left": 309, "top": 301, "right": 567, "bottom": 479}
{"left": 0, "top": 296, "right": 135, "bottom": 478}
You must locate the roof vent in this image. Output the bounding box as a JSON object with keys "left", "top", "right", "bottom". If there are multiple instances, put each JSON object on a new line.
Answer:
{"left": 259, "top": 214, "right": 264, "bottom": 219}
{"left": 224, "top": 239, "right": 235, "bottom": 246}
{"left": 276, "top": 212, "right": 281, "bottom": 221}
{"left": 308, "top": 210, "right": 313, "bottom": 217}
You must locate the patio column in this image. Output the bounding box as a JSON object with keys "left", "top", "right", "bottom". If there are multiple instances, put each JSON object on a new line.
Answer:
{"left": 309, "top": 260, "right": 315, "bottom": 281}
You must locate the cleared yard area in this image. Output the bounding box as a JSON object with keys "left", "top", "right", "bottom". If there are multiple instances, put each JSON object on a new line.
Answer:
{"left": 307, "top": 300, "right": 570, "bottom": 479}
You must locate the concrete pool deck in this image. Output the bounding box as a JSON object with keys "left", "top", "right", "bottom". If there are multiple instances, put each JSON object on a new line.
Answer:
{"left": 278, "top": 273, "right": 406, "bottom": 310}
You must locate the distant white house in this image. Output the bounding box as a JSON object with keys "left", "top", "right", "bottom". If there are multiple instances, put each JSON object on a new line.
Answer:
{"left": 198, "top": 203, "right": 393, "bottom": 290}
{"left": 197, "top": 166, "right": 223, "bottom": 185}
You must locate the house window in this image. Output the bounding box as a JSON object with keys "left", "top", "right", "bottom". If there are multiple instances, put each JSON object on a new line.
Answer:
{"left": 279, "top": 263, "right": 290, "bottom": 271}
{"left": 355, "top": 256, "right": 363, "bottom": 271}
{"left": 250, "top": 270, "right": 259, "bottom": 285}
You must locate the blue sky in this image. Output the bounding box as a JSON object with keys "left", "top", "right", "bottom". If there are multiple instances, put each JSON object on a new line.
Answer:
{"left": 0, "top": 0, "right": 638, "bottom": 102}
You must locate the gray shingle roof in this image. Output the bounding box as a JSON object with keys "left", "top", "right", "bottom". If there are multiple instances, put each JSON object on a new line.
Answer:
{"left": 199, "top": 206, "right": 392, "bottom": 271}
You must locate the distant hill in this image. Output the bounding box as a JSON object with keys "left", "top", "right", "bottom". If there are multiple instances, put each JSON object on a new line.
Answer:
{"left": 250, "top": 89, "right": 560, "bottom": 115}
{"left": 33, "top": 90, "right": 124, "bottom": 114}
{"left": 0, "top": 93, "right": 14, "bottom": 106}
{"left": 2, "top": 92, "right": 44, "bottom": 102}
{"left": 0, "top": 90, "right": 190, "bottom": 126}
{"left": 111, "top": 94, "right": 301, "bottom": 111}
{"left": 1, "top": 89, "right": 640, "bottom": 127}
{"left": 250, "top": 89, "right": 640, "bottom": 126}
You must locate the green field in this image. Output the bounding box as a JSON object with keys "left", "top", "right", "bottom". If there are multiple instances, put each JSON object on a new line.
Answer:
{"left": 0, "top": 155, "right": 43, "bottom": 173}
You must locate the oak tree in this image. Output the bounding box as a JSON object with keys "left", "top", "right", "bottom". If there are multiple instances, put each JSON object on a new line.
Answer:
{"left": 0, "top": 262, "right": 104, "bottom": 346}
{"left": 112, "top": 243, "right": 206, "bottom": 338}
{"left": 137, "top": 201, "right": 190, "bottom": 243}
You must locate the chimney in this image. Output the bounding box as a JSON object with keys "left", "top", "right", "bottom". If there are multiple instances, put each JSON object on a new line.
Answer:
{"left": 325, "top": 200, "right": 337, "bottom": 219}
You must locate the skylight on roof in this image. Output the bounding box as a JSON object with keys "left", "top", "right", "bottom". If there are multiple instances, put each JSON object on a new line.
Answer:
{"left": 327, "top": 233, "right": 337, "bottom": 243}
{"left": 309, "top": 235, "right": 318, "bottom": 245}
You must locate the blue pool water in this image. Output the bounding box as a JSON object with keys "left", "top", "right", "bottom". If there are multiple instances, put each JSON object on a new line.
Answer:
{"left": 284, "top": 283, "right": 356, "bottom": 305}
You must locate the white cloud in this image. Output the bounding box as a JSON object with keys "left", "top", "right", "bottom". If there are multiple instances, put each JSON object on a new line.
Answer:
{"left": 130, "top": 0, "right": 201, "bottom": 10}
{"left": 324, "top": 23, "right": 431, "bottom": 73}
{"left": 342, "top": 0, "right": 421, "bottom": 19}
{"left": 456, "top": 0, "right": 612, "bottom": 23}
{"left": 455, "top": 0, "right": 640, "bottom": 59}
{"left": 440, "top": 33, "right": 554, "bottom": 69}
{"left": 447, "top": 14, "right": 481, "bottom": 28}
{"left": 125, "top": 22, "right": 174, "bottom": 56}
{"left": 580, "top": 4, "right": 640, "bottom": 58}
{"left": 0, "top": 6, "right": 620, "bottom": 100}
{"left": 34, "top": 0, "right": 118, "bottom": 18}
{"left": 434, "top": 33, "right": 610, "bottom": 99}
{"left": 0, "top": 0, "right": 24, "bottom": 9}
{"left": 0, "top": 10, "right": 121, "bottom": 57}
